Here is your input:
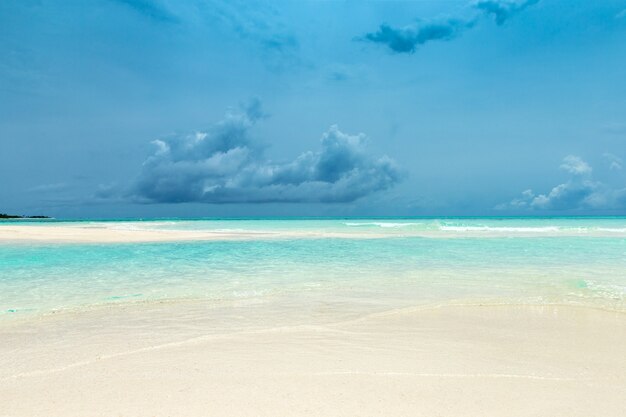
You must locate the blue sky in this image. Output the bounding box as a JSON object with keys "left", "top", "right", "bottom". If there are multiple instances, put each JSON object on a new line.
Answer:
{"left": 1, "top": 0, "right": 625, "bottom": 218}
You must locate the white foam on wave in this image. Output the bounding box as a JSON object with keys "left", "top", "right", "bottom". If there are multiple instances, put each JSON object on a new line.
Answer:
{"left": 439, "top": 226, "right": 561, "bottom": 233}
{"left": 573, "top": 280, "right": 626, "bottom": 301}
{"left": 596, "top": 227, "right": 626, "bottom": 233}
{"left": 106, "top": 222, "right": 180, "bottom": 232}
{"left": 439, "top": 225, "right": 626, "bottom": 234}
{"left": 344, "top": 222, "right": 420, "bottom": 228}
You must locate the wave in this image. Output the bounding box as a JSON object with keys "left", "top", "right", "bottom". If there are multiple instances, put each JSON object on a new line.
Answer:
{"left": 596, "top": 227, "right": 626, "bottom": 233}
{"left": 439, "top": 226, "right": 560, "bottom": 233}
{"left": 344, "top": 222, "right": 420, "bottom": 228}
{"left": 106, "top": 221, "right": 178, "bottom": 231}
{"left": 439, "top": 225, "right": 626, "bottom": 234}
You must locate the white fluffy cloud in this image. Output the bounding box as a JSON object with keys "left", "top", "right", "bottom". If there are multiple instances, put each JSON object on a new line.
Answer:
{"left": 131, "top": 101, "right": 403, "bottom": 204}
{"left": 499, "top": 155, "right": 626, "bottom": 211}
{"left": 559, "top": 155, "right": 592, "bottom": 175}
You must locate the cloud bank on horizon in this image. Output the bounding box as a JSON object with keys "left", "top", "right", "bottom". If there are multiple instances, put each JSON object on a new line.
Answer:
{"left": 499, "top": 155, "right": 626, "bottom": 211}
{"left": 362, "top": 0, "right": 539, "bottom": 54}
{"left": 131, "top": 101, "right": 402, "bottom": 204}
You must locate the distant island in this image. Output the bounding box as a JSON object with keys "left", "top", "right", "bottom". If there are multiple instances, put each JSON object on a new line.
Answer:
{"left": 0, "top": 213, "right": 51, "bottom": 219}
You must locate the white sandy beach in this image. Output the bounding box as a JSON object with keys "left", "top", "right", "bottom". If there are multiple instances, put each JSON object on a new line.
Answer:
{"left": 0, "top": 224, "right": 288, "bottom": 243}
{"left": 2, "top": 221, "right": 625, "bottom": 416}
{"left": 1, "top": 302, "right": 624, "bottom": 417}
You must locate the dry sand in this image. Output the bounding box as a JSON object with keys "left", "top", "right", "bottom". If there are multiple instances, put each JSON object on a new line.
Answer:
{"left": 1, "top": 302, "right": 624, "bottom": 417}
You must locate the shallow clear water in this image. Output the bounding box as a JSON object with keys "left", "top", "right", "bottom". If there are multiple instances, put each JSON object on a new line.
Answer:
{"left": 1, "top": 218, "right": 625, "bottom": 319}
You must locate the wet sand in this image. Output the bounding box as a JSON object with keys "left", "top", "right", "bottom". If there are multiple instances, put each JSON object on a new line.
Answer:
{"left": 1, "top": 302, "right": 624, "bottom": 417}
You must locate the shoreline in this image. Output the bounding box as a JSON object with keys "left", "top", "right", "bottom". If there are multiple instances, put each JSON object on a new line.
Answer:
{"left": 1, "top": 302, "right": 624, "bottom": 416}
{"left": 2, "top": 295, "right": 625, "bottom": 328}
{"left": 2, "top": 223, "right": 626, "bottom": 244}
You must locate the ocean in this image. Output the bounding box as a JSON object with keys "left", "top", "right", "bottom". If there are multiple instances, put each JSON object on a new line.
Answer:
{"left": 1, "top": 218, "right": 625, "bottom": 320}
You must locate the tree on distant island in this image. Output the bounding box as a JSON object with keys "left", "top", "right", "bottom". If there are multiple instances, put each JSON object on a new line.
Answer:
{"left": 0, "top": 213, "right": 51, "bottom": 219}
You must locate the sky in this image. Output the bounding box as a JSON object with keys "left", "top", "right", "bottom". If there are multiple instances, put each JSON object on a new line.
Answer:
{"left": 1, "top": 0, "right": 625, "bottom": 218}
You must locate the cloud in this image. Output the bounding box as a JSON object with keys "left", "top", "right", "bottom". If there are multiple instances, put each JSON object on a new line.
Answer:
{"left": 526, "top": 181, "right": 599, "bottom": 210}
{"left": 130, "top": 101, "right": 402, "bottom": 204}
{"left": 603, "top": 153, "right": 623, "bottom": 171}
{"left": 560, "top": 155, "right": 592, "bottom": 175}
{"left": 111, "top": 0, "right": 179, "bottom": 23}
{"left": 95, "top": 183, "right": 121, "bottom": 199}
{"left": 205, "top": 0, "right": 299, "bottom": 63}
{"left": 326, "top": 64, "right": 351, "bottom": 82}
{"left": 111, "top": 0, "right": 298, "bottom": 66}
{"left": 361, "top": 0, "right": 538, "bottom": 54}
{"left": 362, "top": 19, "right": 471, "bottom": 54}
{"left": 473, "top": 0, "right": 539, "bottom": 25}
{"left": 617, "top": 9, "right": 626, "bottom": 19}
{"left": 498, "top": 155, "right": 626, "bottom": 211}
{"left": 28, "top": 182, "right": 69, "bottom": 193}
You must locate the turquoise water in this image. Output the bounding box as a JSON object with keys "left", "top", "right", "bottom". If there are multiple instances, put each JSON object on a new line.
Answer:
{"left": 1, "top": 218, "right": 625, "bottom": 318}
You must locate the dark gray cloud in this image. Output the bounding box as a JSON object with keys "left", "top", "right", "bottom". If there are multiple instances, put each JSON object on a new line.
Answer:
{"left": 362, "top": 0, "right": 538, "bottom": 54}
{"left": 474, "top": 0, "right": 539, "bottom": 25}
{"left": 498, "top": 155, "right": 626, "bottom": 211}
{"left": 131, "top": 102, "right": 402, "bottom": 204}
{"left": 363, "top": 19, "right": 471, "bottom": 54}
